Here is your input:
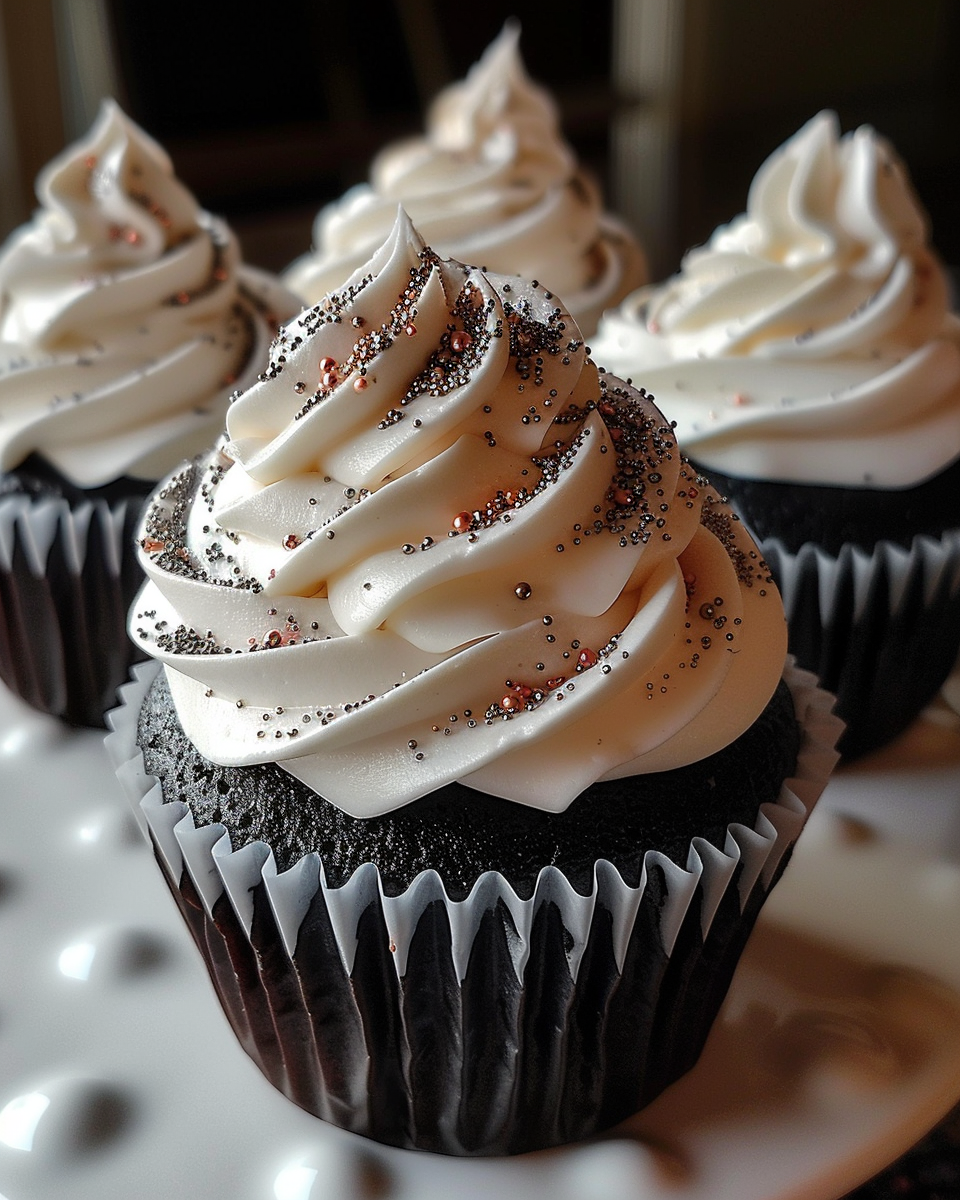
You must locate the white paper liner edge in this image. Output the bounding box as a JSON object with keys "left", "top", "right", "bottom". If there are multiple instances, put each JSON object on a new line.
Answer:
{"left": 106, "top": 658, "right": 841, "bottom": 981}
{"left": 0, "top": 492, "right": 108, "bottom": 577}
{"left": 766, "top": 529, "right": 960, "bottom": 624}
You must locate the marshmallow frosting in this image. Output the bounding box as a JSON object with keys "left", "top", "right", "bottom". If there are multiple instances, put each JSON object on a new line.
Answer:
{"left": 591, "top": 111, "right": 960, "bottom": 488}
{"left": 0, "top": 100, "right": 297, "bottom": 488}
{"left": 132, "top": 211, "right": 786, "bottom": 817}
{"left": 284, "top": 24, "right": 645, "bottom": 337}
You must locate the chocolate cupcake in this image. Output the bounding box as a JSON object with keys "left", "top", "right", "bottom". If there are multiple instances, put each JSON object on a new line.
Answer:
{"left": 109, "top": 211, "right": 840, "bottom": 1154}
{"left": 0, "top": 100, "right": 298, "bottom": 725}
{"left": 591, "top": 111, "right": 960, "bottom": 758}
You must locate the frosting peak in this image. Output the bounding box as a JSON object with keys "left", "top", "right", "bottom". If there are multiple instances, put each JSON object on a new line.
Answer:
{"left": 0, "top": 100, "right": 298, "bottom": 487}
{"left": 133, "top": 212, "right": 786, "bottom": 817}
{"left": 284, "top": 25, "right": 645, "bottom": 336}
{"left": 420, "top": 21, "right": 565, "bottom": 166}
{"left": 591, "top": 111, "right": 960, "bottom": 488}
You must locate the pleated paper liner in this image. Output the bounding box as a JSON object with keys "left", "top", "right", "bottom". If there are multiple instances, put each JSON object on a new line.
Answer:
{"left": 764, "top": 530, "right": 960, "bottom": 759}
{"left": 0, "top": 492, "right": 148, "bottom": 726}
{"left": 106, "top": 659, "right": 840, "bottom": 1156}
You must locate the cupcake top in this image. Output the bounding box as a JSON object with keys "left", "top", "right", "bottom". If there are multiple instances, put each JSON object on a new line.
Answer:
{"left": 131, "top": 210, "right": 786, "bottom": 817}
{"left": 0, "top": 100, "right": 298, "bottom": 489}
{"left": 283, "top": 23, "right": 646, "bottom": 337}
{"left": 590, "top": 111, "right": 960, "bottom": 489}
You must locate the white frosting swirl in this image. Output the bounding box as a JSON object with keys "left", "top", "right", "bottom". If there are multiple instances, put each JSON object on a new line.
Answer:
{"left": 284, "top": 23, "right": 645, "bottom": 337}
{"left": 0, "top": 100, "right": 298, "bottom": 488}
{"left": 132, "top": 211, "right": 786, "bottom": 816}
{"left": 591, "top": 111, "right": 960, "bottom": 488}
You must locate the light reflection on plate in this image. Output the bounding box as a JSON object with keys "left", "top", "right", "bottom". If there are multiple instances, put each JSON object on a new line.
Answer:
{"left": 0, "top": 683, "right": 959, "bottom": 1200}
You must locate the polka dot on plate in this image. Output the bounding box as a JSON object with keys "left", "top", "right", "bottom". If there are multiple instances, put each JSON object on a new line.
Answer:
{"left": 56, "top": 927, "right": 175, "bottom": 986}
{"left": 73, "top": 805, "right": 143, "bottom": 852}
{"left": 271, "top": 1141, "right": 391, "bottom": 1199}
{"left": 0, "top": 1076, "right": 135, "bottom": 1162}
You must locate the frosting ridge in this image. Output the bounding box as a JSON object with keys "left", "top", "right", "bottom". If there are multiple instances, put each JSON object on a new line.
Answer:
{"left": 284, "top": 23, "right": 646, "bottom": 336}
{"left": 590, "top": 111, "right": 960, "bottom": 488}
{"left": 0, "top": 100, "right": 298, "bottom": 487}
{"left": 132, "top": 211, "right": 786, "bottom": 816}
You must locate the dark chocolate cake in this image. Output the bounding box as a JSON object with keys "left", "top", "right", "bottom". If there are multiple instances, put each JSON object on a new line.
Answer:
{"left": 138, "top": 668, "right": 801, "bottom": 899}
{"left": 699, "top": 456, "right": 960, "bottom": 557}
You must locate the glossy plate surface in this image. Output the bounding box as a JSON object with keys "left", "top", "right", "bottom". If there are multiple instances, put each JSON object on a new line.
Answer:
{"left": 1, "top": 684, "right": 959, "bottom": 1200}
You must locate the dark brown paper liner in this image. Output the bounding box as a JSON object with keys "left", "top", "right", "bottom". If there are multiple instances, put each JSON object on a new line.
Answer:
{"left": 107, "top": 660, "right": 840, "bottom": 1156}
{"left": 0, "top": 492, "right": 147, "bottom": 726}
{"left": 764, "top": 531, "right": 960, "bottom": 758}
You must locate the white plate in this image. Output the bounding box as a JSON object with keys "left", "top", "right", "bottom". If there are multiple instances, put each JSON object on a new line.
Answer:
{"left": 1, "top": 684, "right": 959, "bottom": 1200}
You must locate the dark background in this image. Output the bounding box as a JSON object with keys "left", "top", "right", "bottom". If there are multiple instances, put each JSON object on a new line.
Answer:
{"left": 2, "top": 0, "right": 959, "bottom": 281}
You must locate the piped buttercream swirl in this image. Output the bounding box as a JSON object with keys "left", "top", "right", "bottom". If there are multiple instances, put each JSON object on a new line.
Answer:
{"left": 591, "top": 111, "right": 960, "bottom": 488}
{"left": 132, "top": 211, "right": 786, "bottom": 816}
{"left": 284, "top": 23, "right": 645, "bottom": 337}
{"left": 0, "top": 100, "right": 298, "bottom": 487}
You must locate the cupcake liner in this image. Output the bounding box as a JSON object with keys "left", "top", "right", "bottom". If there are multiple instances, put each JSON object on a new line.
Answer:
{"left": 106, "top": 660, "right": 840, "bottom": 1156}
{"left": 764, "top": 529, "right": 960, "bottom": 758}
{"left": 0, "top": 491, "right": 147, "bottom": 726}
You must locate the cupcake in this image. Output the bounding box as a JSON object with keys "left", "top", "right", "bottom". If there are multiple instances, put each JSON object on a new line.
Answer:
{"left": 109, "top": 210, "right": 840, "bottom": 1155}
{"left": 591, "top": 111, "right": 960, "bottom": 758}
{"left": 283, "top": 22, "right": 645, "bottom": 336}
{"left": 0, "top": 99, "right": 298, "bottom": 726}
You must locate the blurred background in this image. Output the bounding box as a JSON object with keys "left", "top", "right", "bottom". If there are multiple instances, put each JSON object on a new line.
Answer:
{"left": 0, "top": 0, "right": 958, "bottom": 282}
